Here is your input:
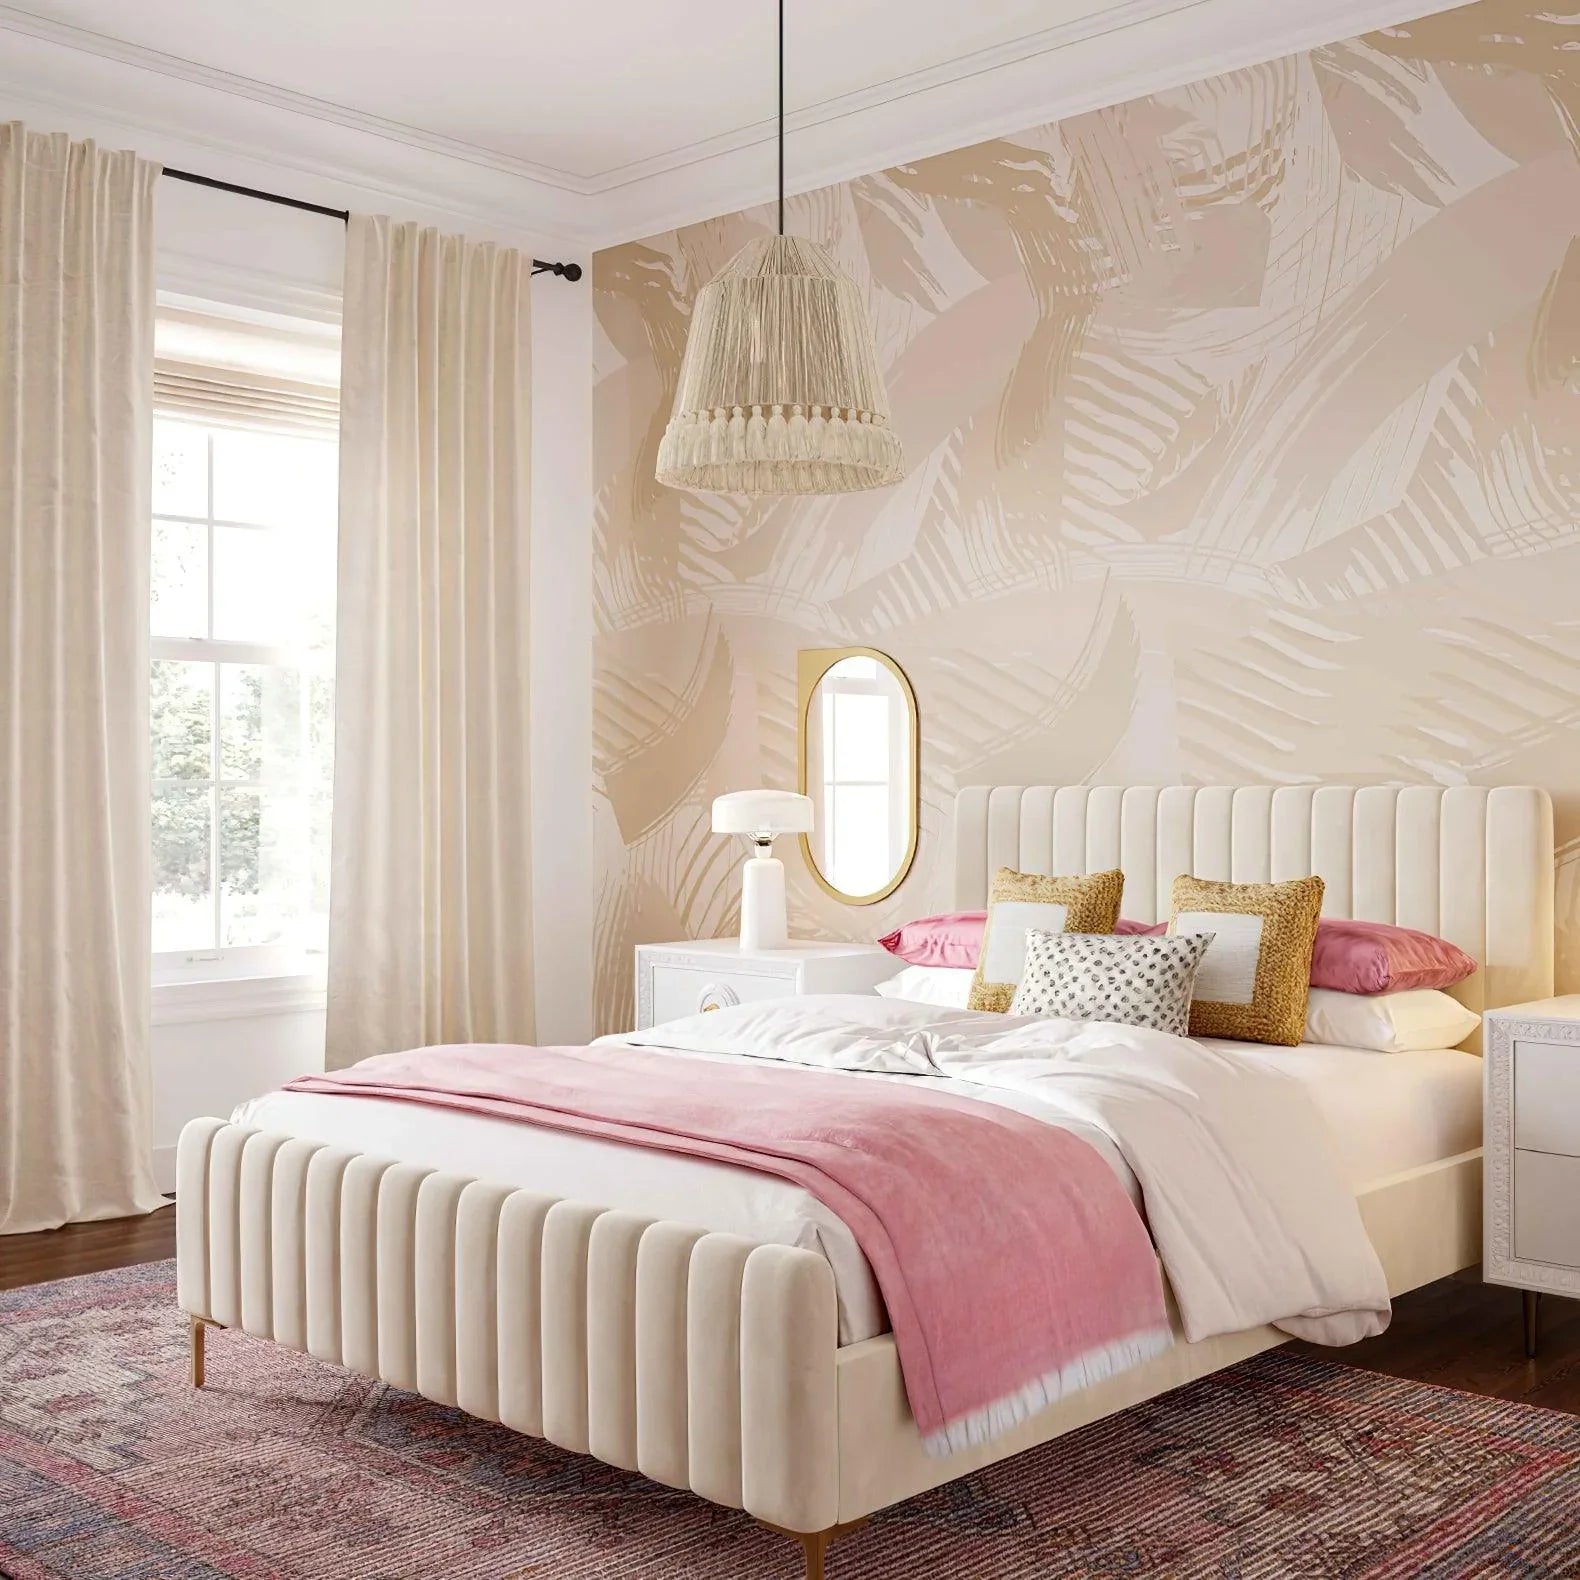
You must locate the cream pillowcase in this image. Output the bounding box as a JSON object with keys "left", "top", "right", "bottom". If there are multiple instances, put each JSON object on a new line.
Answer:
{"left": 1304, "top": 987, "right": 1480, "bottom": 1053}
{"left": 874, "top": 965, "right": 974, "bottom": 1009}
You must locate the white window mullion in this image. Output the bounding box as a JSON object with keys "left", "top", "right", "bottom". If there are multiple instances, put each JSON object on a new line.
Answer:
{"left": 151, "top": 637, "right": 291, "bottom": 666}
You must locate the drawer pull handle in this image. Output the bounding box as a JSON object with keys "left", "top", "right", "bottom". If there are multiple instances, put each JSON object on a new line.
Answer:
{"left": 697, "top": 982, "right": 741, "bottom": 1014}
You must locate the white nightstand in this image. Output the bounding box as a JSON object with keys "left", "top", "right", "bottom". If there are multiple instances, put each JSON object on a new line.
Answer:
{"left": 634, "top": 939, "right": 898, "bottom": 1031}
{"left": 1484, "top": 995, "right": 1580, "bottom": 1357}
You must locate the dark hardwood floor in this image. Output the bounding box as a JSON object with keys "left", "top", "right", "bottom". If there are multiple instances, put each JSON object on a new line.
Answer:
{"left": 0, "top": 1201, "right": 177, "bottom": 1292}
{"left": 1288, "top": 1267, "right": 1580, "bottom": 1412}
{"left": 2, "top": 1204, "right": 1577, "bottom": 1413}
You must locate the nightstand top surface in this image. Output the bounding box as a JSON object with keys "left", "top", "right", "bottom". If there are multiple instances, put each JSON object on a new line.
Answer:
{"left": 638, "top": 938, "right": 891, "bottom": 963}
{"left": 1486, "top": 994, "right": 1580, "bottom": 1023}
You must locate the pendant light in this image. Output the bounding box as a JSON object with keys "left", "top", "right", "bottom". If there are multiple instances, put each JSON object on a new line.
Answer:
{"left": 655, "top": 0, "right": 904, "bottom": 496}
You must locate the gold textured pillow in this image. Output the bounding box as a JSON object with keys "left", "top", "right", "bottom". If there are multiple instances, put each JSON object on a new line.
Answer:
{"left": 969, "top": 867, "right": 1124, "bottom": 1012}
{"left": 1169, "top": 874, "right": 1325, "bottom": 1046}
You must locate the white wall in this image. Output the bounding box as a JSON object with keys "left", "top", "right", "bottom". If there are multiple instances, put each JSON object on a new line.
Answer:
{"left": 2, "top": 94, "right": 595, "bottom": 1187}
{"left": 151, "top": 1006, "right": 328, "bottom": 1187}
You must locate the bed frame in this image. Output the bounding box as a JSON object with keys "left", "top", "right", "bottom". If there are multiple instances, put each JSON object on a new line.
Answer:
{"left": 178, "top": 784, "right": 1554, "bottom": 1579}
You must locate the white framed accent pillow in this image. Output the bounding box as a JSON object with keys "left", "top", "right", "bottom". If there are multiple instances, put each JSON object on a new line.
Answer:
{"left": 1304, "top": 987, "right": 1480, "bottom": 1053}
{"left": 874, "top": 965, "right": 974, "bottom": 1009}
{"left": 969, "top": 867, "right": 1125, "bottom": 1011}
{"left": 1009, "top": 929, "right": 1214, "bottom": 1036}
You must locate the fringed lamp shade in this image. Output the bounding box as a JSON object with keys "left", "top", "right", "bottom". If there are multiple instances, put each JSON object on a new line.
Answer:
{"left": 655, "top": 235, "right": 904, "bottom": 496}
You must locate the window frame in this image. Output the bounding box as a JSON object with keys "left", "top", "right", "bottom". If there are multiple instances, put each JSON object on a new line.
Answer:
{"left": 149, "top": 413, "right": 336, "bottom": 1003}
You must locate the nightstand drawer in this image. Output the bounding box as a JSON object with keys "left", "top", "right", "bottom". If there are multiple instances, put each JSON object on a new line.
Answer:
{"left": 1514, "top": 1149, "right": 1580, "bottom": 1266}
{"left": 1514, "top": 1040, "right": 1580, "bottom": 1157}
{"left": 648, "top": 963, "right": 795, "bottom": 1025}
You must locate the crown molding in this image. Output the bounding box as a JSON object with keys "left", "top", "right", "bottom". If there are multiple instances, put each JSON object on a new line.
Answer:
{"left": 0, "top": 0, "right": 1471, "bottom": 252}
{"left": 0, "top": 3, "right": 588, "bottom": 190}
{"left": 582, "top": 0, "right": 1201, "bottom": 193}
{"left": 0, "top": 23, "right": 594, "bottom": 248}
{"left": 579, "top": 0, "right": 1473, "bottom": 245}
{"left": 0, "top": 0, "right": 1207, "bottom": 196}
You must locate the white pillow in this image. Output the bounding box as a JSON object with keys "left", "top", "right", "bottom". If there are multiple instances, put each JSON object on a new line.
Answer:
{"left": 874, "top": 964, "right": 974, "bottom": 1009}
{"left": 1304, "top": 987, "right": 1480, "bottom": 1053}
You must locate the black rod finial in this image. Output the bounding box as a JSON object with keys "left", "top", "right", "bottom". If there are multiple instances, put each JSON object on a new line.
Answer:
{"left": 533, "top": 259, "right": 584, "bottom": 282}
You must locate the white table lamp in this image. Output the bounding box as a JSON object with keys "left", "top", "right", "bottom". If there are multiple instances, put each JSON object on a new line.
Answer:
{"left": 712, "top": 789, "right": 813, "bottom": 950}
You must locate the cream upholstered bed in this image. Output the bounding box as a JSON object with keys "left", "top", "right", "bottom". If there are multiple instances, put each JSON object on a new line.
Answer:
{"left": 178, "top": 784, "right": 1554, "bottom": 1579}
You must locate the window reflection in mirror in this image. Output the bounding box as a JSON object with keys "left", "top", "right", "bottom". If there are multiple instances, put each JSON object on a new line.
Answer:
{"left": 797, "top": 648, "right": 918, "bottom": 904}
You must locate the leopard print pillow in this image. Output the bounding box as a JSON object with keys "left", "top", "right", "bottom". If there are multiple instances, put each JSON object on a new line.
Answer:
{"left": 1008, "top": 929, "right": 1214, "bottom": 1037}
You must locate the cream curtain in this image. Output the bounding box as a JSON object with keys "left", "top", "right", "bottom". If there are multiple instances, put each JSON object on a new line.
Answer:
{"left": 0, "top": 124, "right": 165, "bottom": 1233}
{"left": 326, "top": 216, "right": 534, "bottom": 1069}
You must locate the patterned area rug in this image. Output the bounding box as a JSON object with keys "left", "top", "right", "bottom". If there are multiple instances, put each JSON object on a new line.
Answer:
{"left": 2, "top": 1261, "right": 1577, "bottom": 1579}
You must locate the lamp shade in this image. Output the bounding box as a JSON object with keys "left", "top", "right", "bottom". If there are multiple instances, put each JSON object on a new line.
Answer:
{"left": 655, "top": 236, "right": 904, "bottom": 497}
{"left": 711, "top": 789, "right": 813, "bottom": 838}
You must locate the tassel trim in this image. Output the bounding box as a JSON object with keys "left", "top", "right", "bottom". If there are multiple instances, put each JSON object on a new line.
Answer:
{"left": 656, "top": 403, "right": 904, "bottom": 495}
{"left": 919, "top": 1325, "right": 1175, "bottom": 1459}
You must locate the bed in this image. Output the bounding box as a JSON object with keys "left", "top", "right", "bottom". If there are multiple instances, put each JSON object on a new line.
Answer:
{"left": 177, "top": 784, "right": 1555, "bottom": 1579}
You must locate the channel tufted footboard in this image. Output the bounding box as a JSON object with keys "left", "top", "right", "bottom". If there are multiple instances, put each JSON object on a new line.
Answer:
{"left": 176, "top": 1114, "right": 1483, "bottom": 1578}
{"left": 175, "top": 1117, "right": 851, "bottom": 1570}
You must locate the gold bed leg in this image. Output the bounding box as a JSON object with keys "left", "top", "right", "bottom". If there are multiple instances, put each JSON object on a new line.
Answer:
{"left": 761, "top": 1518, "right": 868, "bottom": 1580}
{"left": 189, "top": 1314, "right": 208, "bottom": 1388}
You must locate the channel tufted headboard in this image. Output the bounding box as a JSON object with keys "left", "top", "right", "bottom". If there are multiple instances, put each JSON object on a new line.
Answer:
{"left": 953, "top": 785, "right": 1554, "bottom": 1028}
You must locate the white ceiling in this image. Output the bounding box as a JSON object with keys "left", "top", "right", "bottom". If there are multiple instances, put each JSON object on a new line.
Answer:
{"left": 0, "top": 0, "right": 1470, "bottom": 247}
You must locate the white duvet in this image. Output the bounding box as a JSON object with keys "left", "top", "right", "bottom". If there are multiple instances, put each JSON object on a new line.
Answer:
{"left": 238, "top": 994, "right": 1393, "bottom": 1350}
{"left": 616, "top": 996, "right": 1390, "bottom": 1347}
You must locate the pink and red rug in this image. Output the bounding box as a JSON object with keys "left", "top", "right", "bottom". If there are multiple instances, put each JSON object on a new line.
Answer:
{"left": 1, "top": 1260, "right": 1576, "bottom": 1578}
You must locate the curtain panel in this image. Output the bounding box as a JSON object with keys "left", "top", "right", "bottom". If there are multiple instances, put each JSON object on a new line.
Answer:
{"left": 327, "top": 216, "right": 534, "bottom": 1069}
{"left": 0, "top": 123, "right": 165, "bottom": 1233}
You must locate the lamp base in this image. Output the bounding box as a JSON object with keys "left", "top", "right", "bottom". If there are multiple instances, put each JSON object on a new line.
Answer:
{"left": 739, "top": 853, "right": 788, "bottom": 950}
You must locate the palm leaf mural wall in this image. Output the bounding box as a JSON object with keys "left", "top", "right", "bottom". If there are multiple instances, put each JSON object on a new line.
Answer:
{"left": 590, "top": 0, "right": 1580, "bottom": 1032}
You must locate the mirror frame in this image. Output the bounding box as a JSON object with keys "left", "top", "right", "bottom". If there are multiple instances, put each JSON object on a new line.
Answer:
{"left": 796, "top": 646, "right": 920, "bottom": 907}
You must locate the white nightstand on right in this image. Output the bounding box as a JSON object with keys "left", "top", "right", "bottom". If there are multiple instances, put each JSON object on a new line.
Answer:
{"left": 1483, "top": 995, "right": 1580, "bottom": 1358}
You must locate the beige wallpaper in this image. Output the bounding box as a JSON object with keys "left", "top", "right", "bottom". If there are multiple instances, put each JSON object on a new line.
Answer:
{"left": 592, "top": 0, "right": 1580, "bottom": 1032}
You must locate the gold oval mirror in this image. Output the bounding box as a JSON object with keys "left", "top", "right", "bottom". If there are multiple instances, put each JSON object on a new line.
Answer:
{"left": 797, "top": 647, "right": 919, "bottom": 905}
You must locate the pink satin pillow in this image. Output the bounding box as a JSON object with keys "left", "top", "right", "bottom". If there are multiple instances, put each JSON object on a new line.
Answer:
{"left": 1108, "top": 915, "right": 1474, "bottom": 992}
{"left": 881, "top": 910, "right": 1475, "bottom": 994}
{"left": 1306, "top": 917, "right": 1476, "bottom": 995}
{"left": 879, "top": 911, "right": 1158, "bottom": 967}
{"left": 877, "top": 911, "right": 985, "bottom": 969}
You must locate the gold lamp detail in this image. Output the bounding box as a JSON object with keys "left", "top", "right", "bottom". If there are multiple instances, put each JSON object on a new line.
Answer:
{"left": 655, "top": 3, "right": 903, "bottom": 497}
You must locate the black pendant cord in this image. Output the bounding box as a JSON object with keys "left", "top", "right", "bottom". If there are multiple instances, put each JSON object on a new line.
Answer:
{"left": 160, "top": 167, "right": 583, "bottom": 281}
{"left": 777, "top": 0, "right": 784, "bottom": 237}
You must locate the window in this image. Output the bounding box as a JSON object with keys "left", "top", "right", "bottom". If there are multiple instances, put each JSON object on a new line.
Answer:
{"left": 151, "top": 337, "right": 338, "bottom": 988}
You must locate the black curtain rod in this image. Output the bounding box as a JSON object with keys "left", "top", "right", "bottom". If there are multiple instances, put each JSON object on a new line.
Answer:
{"left": 161, "top": 166, "right": 584, "bottom": 281}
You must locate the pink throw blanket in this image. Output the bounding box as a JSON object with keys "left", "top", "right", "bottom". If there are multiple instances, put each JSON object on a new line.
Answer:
{"left": 285, "top": 1043, "right": 1169, "bottom": 1453}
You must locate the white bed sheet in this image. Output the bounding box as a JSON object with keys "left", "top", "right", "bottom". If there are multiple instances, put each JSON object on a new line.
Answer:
{"left": 1197, "top": 1038, "right": 1483, "bottom": 1189}
{"left": 233, "top": 1023, "right": 1482, "bottom": 1346}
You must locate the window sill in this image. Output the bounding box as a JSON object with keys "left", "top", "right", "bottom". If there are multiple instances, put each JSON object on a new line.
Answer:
{"left": 152, "top": 973, "right": 327, "bottom": 1027}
